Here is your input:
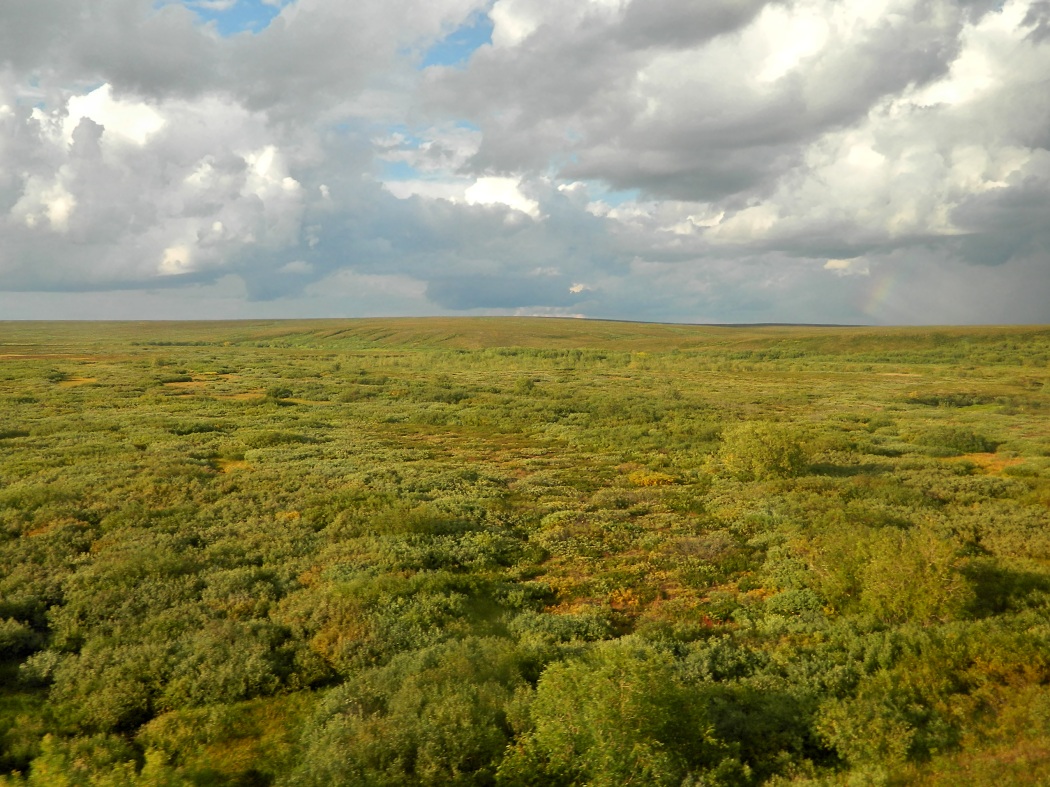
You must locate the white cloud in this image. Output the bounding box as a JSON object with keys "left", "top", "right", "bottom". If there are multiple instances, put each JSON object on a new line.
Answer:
{"left": 11, "top": 177, "right": 77, "bottom": 232}
{"left": 754, "top": 4, "right": 830, "bottom": 83}
{"left": 914, "top": 0, "right": 1031, "bottom": 107}
{"left": 464, "top": 176, "right": 541, "bottom": 217}
{"left": 824, "top": 258, "right": 870, "bottom": 276}
{"left": 1, "top": 82, "right": 311, "bottom": 289}
{"left": 375, "top": 124, "right": 482, "bottom": 173}
{"left": 490, "top": 0, "right": 624, "bottom": 48}
{"left": 64, "top": 84, "right": 166, "bottom": 145}
{"left": 489, "top": 0, "right": 543, "bottom": 48}
{"left": 160, "top": 244, "right": 195, "bottom": 275}
{"left": 383, "top": 179, "right": 467, "bottom": 202}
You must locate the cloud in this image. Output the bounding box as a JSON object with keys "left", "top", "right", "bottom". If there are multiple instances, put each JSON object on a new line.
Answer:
{"left": 465, "top": 176, "right": 541, "bottom": 217}
{"left": 429, "top": 0, "right": 966, "bottom": 197}
{"left": 426, "top": 272, "right": 585, "bottom": 310}
{"left": 0, "top": 0, "right": 1048, "bottom": 324}
{"left": 0, "top": 84, "right": 310, "bottom": 290}
{"left": 64, "top": 84, "right": 166, "bottom": 146}
{"left": 1, "top": 0, "right": 486, "bottom": 111}
{"left": 618, "top": 0, "right": 769, "bottom": 50}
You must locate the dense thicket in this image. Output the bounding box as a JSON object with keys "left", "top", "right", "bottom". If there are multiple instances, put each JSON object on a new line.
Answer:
{"left": 1, "top": 319, "right": 1048, "bottom": 785}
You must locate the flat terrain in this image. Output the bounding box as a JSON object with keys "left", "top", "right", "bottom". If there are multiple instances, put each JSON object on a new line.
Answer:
{"left": 1, "top": 319, "right": 1049, "bottom": 785}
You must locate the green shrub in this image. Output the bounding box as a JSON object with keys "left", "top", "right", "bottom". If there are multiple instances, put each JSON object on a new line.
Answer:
{"left": 765, "top": 588, "right": 824, "bottom": 616}
{"left": 0, "top": 618, "right": 40, "bottom": 657}
{"left": 292, "top": 637, "right": 524, "bottom": 786}
{"left": 50, "top": 643, "right": 166, "bottom": 733}
{"left": 915, "top": 426, "right": 997, "bottom": 456}
{"left": 17, "top": 734, "right": 143, "bottom": 786}
{"left": 859, "top": 529, "right": 974, "bottom": 625}
{"left": 906, "top": 392, "right": 994, "bottom": 407}
{"left": 501, "top": 642, "right": 730, "bottom": 786}
{"left": 718, "top": 422, "right": 809, "bottom": 481}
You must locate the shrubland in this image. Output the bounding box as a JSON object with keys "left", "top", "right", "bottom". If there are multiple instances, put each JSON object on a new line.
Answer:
{"left": 0, "top": 318, "right": 1048, "bottom": 785}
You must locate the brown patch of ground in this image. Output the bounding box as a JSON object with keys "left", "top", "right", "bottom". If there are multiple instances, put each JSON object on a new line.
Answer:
{"left": 25, "top": 518, "right": 84, "bottom": 537}
{"left": 57, "top": 377, "right": 97, "bottom": 387}
{"left": 216, "top": 392, "right": 267, "bottom": 401}
{"left": 164, "top": 380, "right": 208, "bottom": 389}
{"left": 954, "top": 453, "right": 1028, "bottom": 474}
{"left": 0, "top": 354, "right": 91, "bottom": 360}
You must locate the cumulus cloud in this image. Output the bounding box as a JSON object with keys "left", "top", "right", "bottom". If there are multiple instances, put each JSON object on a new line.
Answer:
{"left": 465, "top": 177, "right": 541, "bottom": 218}
{"left": 429, "top": 0, "right": 966, "bottom": 194}
{"left": 0, "top": 83, "right": 313, "bottom": 290}
{"left": 0, "top": 0, "right": 1047, "bottom": 323}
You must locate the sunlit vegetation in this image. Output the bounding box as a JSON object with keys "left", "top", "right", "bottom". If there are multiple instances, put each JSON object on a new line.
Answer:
{"left": 1, "top": 318, "right": 1049, "bottom": 785}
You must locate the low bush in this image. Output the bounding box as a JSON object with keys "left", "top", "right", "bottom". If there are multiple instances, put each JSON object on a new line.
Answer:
{"left": 915, "top": 426, "right": 997, "bottom": 456}
{"left": 718, "top": 422, "right": 809, "bottom": 481}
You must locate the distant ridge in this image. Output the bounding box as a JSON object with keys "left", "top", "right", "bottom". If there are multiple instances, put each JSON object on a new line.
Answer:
{"left": 4, "top": 317, "right": 1043, "bottom": 357}
{"left": 702, "top": 322, "right": 869, "bottom": 328}
{"left": 574, "top": 318, "right": 870, "bottom": 328}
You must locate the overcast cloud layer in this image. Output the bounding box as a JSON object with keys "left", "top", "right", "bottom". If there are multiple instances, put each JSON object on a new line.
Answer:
{"left": 1, "top": 0, "right": 1048, "bottom": 323}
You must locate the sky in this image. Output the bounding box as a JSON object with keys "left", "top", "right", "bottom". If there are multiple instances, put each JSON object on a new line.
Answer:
{"left": 1, "top": 0, "right": 1048, "bottom": 324}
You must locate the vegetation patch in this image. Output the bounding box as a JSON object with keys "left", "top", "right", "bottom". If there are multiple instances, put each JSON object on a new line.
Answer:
{"left": 0, "top": 319, "right": 1047, "bottom": 785}
{"left": 167, "top": 422, "right": 227, "bottom": 436}
{"left": 717, "top": 422, "right": 809, "bottom": 481}
{"left": 906, "top": 391, "right": 997, "bottom": 407}
{"left": 241, "top": 430, "right": 317, "bottom": 449}
{"left": 915, "top": 426, "right": 998, "bottom": 456}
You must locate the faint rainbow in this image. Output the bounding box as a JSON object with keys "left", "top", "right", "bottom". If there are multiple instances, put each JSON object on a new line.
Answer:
{"left": 862, "top": 271, "right": 897, "bottom": 317}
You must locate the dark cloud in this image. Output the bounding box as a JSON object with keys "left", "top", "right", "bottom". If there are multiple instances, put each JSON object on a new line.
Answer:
{"left": 3, "top": 0, "right": 485, "bottom": 115}
{"left": 0, "top": 0, "right": 84, "bottom": 72}
{"left": 618, "top": 0, "right": 770, "bottom": 49}
{"left": 1023, "top": 1, "right": 1050, "bottom": 41}
{"left": 0, "top": 1, "right": 220, "bottom": 98}
{"left": 949, "top": 176, "right": 1050, "bottom": 265}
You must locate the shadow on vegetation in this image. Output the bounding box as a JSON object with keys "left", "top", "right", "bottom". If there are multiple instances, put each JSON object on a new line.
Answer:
{"left": 963, "top": 560, "right": 1050, "bottom": 617}
{"left": 808, "top": 462, "right": 893, "bottom": 478}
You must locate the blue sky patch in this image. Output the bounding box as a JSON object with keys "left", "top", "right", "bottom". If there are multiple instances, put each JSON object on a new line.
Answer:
{"left": 181, "top": 0, "right": 285, "bottom": 36}
{"left": 421, "top": 12, "right": 493, "bottom": 68}
{"left": 584, "top": 185, "right": 640, "bottom": 206}
{"left": 379, "top": 160, "right": 420, "bottom": 181}
{"left": 599, "top": 188, "right": 641, "bottom": 207}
